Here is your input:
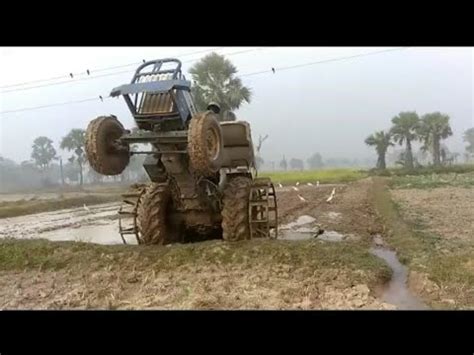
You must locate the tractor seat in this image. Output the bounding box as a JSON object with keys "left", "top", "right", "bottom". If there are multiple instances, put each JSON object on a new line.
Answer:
{"left": 221, "top": 121, "right": 252, "bottom": 147}
{"left": 220, "top": 121, "right": 254, "bottom": 168}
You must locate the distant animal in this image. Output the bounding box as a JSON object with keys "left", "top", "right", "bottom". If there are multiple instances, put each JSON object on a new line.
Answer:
{"left": 99, "top": 95, "right": 103, "bottom": 102}
{"left": 326, "top": 188, "right": 336, "bottom": 203}
{"left": 278, "top": 183, "right": 283, "bottom": 188}
{"left": 295, "top": 181, "right": 300, "bottom": 186}
{"left": 86, "top": 69, "right": 90, "bottom": 75}
{"left": 307, "top": 182, "right": 313, "bottom": 186}
{"left": 69, "top": 73, "right": 74, "bottom": 79}
{"left": 272, "top": 67, "right": 275, "bottom": 73}
{"left": 83, "top": 204, "right": 91, "bottom": 213}
{"left": 297, "top": 194, "right": 307, "bottom": 202}
{"left": 292, "top": 186, "right": 299, "bottom": 192}
{"left": 316, "top": 181, "right": 320, "bottom": 187}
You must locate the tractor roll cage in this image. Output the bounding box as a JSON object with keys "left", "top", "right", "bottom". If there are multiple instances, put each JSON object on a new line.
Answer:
{"left": 109, "top": 58, "right": 196, "bottom": 124}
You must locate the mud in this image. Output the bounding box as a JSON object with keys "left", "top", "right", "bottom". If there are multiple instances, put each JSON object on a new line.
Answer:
{"left": 0, "top": 202, "right": 133, "bottom": 244}
{"left": 0, "top": 179, "right": 400, "bottom": 310}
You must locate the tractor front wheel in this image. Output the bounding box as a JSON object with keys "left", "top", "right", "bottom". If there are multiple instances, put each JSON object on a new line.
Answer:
{"left": 85, "top": 115, "right": 130, "bottom": 175}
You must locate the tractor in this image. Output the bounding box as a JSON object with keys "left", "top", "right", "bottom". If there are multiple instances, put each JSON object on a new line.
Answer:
{"left": 85, "top": 58, "right": 277, "bottom": 244}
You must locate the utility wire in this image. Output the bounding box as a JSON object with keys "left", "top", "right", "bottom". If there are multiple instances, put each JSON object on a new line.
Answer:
{"left": 240, "top": 47, "right": 410, "bottom": 77}
{"left": 0, "top": 47, "right": 223, "bottom": 89}
{"left": 0, "top": 48, "right": 265, "bottom": 93}
{"left": 0, "top": 47, "right": 410, "bottom": 115}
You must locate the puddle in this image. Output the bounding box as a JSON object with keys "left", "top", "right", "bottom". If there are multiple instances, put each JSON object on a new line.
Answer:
{"left": 280, "top": 215, "right": 316, "bottom": 230}
{"left": 40, "top": 222, "right": 138, "bottom": 245}
{"left": 370, "top": 247, "right": 429, "bottom": 310}
{"left": 0, "top": 202, "right": 132, "bottom": 245}
{"left": 318, "top": 230, "right": 345, "bottom": 242}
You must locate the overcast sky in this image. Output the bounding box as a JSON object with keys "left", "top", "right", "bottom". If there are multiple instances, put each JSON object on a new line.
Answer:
{"left": 0, "top": 47, "right": 473, "bottom": 165}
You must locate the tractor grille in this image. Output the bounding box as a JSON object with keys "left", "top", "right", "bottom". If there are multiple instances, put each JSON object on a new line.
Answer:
{"left": 137, "top": 74, "right": 175, "bottom": 115}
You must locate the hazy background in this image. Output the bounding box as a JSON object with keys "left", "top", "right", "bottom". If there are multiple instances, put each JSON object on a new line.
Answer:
{"left": 1, "top": 46, "right": 473, "bottom": 166}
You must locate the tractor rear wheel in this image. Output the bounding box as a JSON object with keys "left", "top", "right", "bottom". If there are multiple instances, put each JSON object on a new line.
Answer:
{"left": 188, "top": 111, "right": 224, "bottom": 177}
{"left": 137, "top": 182, "right": 181, "bottom": 245}
{"left": 222, "top": 176, "right": 252, "bottom": 241}
{"left": 85, "top": 115, "right": 129, "bottom": 175}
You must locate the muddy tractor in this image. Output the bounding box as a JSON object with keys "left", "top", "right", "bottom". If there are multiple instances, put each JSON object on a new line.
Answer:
{"left": 85, "top": 58, "right": 278, "bottom": 244}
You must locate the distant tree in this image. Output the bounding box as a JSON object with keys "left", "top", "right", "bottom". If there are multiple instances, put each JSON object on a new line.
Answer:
{"left": 307, "top": 153, "right": 324, "bottom": 169}
{"left": 417, "top": 112, "right": 453, "bottom": 166}
{"left": 60, "top": 129, "right": 86, "bottom": 185}
{"left": 289, "top": 158, "right": 304, "bottom": 171}
{"left": 31, "top": 136, "right": 57, "bottom": 171}
{"left": 390, "top": 111, "right": 420, "bottom": 169}
{"left": 364, "top": 130, "right": 393, "bottom": 170}
{"left": 279, "top": 156, "right": 288, "bottom": 171}
{"left": 463, "top": 128, "right": 474, "bottom": 155}
{"left": 189, "top": 52, "right": 251, "bottom": 120}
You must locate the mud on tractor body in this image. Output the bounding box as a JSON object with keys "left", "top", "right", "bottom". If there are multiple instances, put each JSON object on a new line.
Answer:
{"left": 85, "top": 58, "right": 278, "bottom": 244}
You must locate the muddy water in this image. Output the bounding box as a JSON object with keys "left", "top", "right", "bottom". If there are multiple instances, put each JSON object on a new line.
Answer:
{"left": 371, "top": 247, "right": 428, "bottom": 310}
{"left": 278, "top": 215, "right": 346, "bottom": 242}
{"left": 0, "top": 202, "right": 134, "bottom": 245}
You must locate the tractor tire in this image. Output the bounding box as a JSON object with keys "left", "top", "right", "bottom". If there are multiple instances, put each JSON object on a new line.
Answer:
{"left": 222, "top": 176, "right": 252, "bottom": 242}
{"left": 137, "top": 182, "right": 179, "bottom": 245}
{"left": 188, "top": 111, "right": 224, "bottom": 177}
{"left": 85, "top": 115, "right": 129, "bottom": 175}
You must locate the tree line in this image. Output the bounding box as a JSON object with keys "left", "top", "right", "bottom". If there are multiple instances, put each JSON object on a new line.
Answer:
{"left": 365, "top": 111, "right": 473, "bottom": 170}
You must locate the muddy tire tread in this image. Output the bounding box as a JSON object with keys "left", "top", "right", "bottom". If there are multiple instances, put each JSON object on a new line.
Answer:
{"left": 85, "top": 115, "right": 129, "bottom": 175}
{"left": 222, "top": 176, "right": 252, "bottom": 241}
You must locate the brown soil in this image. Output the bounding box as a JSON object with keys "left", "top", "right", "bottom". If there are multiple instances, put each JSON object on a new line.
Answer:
{"left": 0, "top": 179, "right": 395, "bottom": 310}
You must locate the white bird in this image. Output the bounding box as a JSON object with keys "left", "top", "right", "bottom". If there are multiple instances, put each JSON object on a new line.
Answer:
{"left": 307, "top": 182, "right": 313, "bottom": 186}
{"left": 83, "top": 204, "right": 91, "bottom": 213}
{"left": 316, "top": 181, "right": 320, "bottom": 187}
{"left": 278, "top": 183, "right": 283, "bottom": 188}
{"left": 326, "top": 188, "right": 336, "bottom": 203}
{"left": 295, "top": 181, "right": 300, "bottom": 186}
{"left": 292, "top": 186, "right": 299, "bottom": 192}
{"left": 297, "top": 194, "right": 307, "bottom": 202}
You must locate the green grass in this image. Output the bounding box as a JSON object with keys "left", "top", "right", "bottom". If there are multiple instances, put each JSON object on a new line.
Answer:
{"left": 369, "top": 164, "right": 474, "bottom": 177}
{"left": 259, "top": 168, "right": 367, "bottom": 185}
{"left": 0, "top": 194, "right": 122, "bottom": 219}
{"left": 390, "top": 172, "right": 474, "bottom": 189}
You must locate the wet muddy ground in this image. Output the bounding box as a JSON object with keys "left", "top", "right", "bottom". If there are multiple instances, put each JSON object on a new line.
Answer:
{"left": 0, "top": 180, "right": 432, "bottom": 309}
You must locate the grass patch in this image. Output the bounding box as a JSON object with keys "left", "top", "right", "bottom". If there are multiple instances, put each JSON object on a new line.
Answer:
{"left": 390, "top": 172, "right": 474, "bottom": 189}
{"left": 259, "top": 169, "right": 367, "bottom": 185}
{"left": 370, "top": 177, "right": 474, "bottom": 308}
{"left": 0, "top": 238, "right": 391, "bottom": 287}
{"left": 0, "top": 194, "right": 122, "bottom": 219}
{"left": 369, "top": 164, "right": 474, "bottom": 177}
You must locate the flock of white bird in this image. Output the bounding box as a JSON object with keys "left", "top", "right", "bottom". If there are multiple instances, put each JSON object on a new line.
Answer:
{"left": 276, "top": 181, "right": 336, "bottom": 204}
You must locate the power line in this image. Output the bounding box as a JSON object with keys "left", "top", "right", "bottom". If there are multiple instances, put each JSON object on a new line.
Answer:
{"left": 0, "top": 47, "right": 223, "bottom": 89}
{"left": 0, "top": 47, "right": 410, "bottom": 116}
{"left": 0, "top": 47, "right": 262, "bottom": 93}
{"left": 0, "top": 48, "right": 267, "bottom": 94}
{"left": 0, "top": 96, "right": 112, "bottom": 114}
{"left": 240, "top": 47, "right": 410, "bottom": 78}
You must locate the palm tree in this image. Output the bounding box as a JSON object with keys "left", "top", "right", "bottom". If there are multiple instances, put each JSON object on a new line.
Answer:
{"left": 417, "top": 112, "right": 453, "bottom": 166}
{"left": 390, "top": 111, "right": 420, "bottom": 169}
{"left": 365, "top": 130, "right": 393, "bottom": 170}
{"left": 189, "top": 52, "right": 251, "bottom": 120}
{"left": 60, "top": 129, "right": 86, "bottom": 185}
